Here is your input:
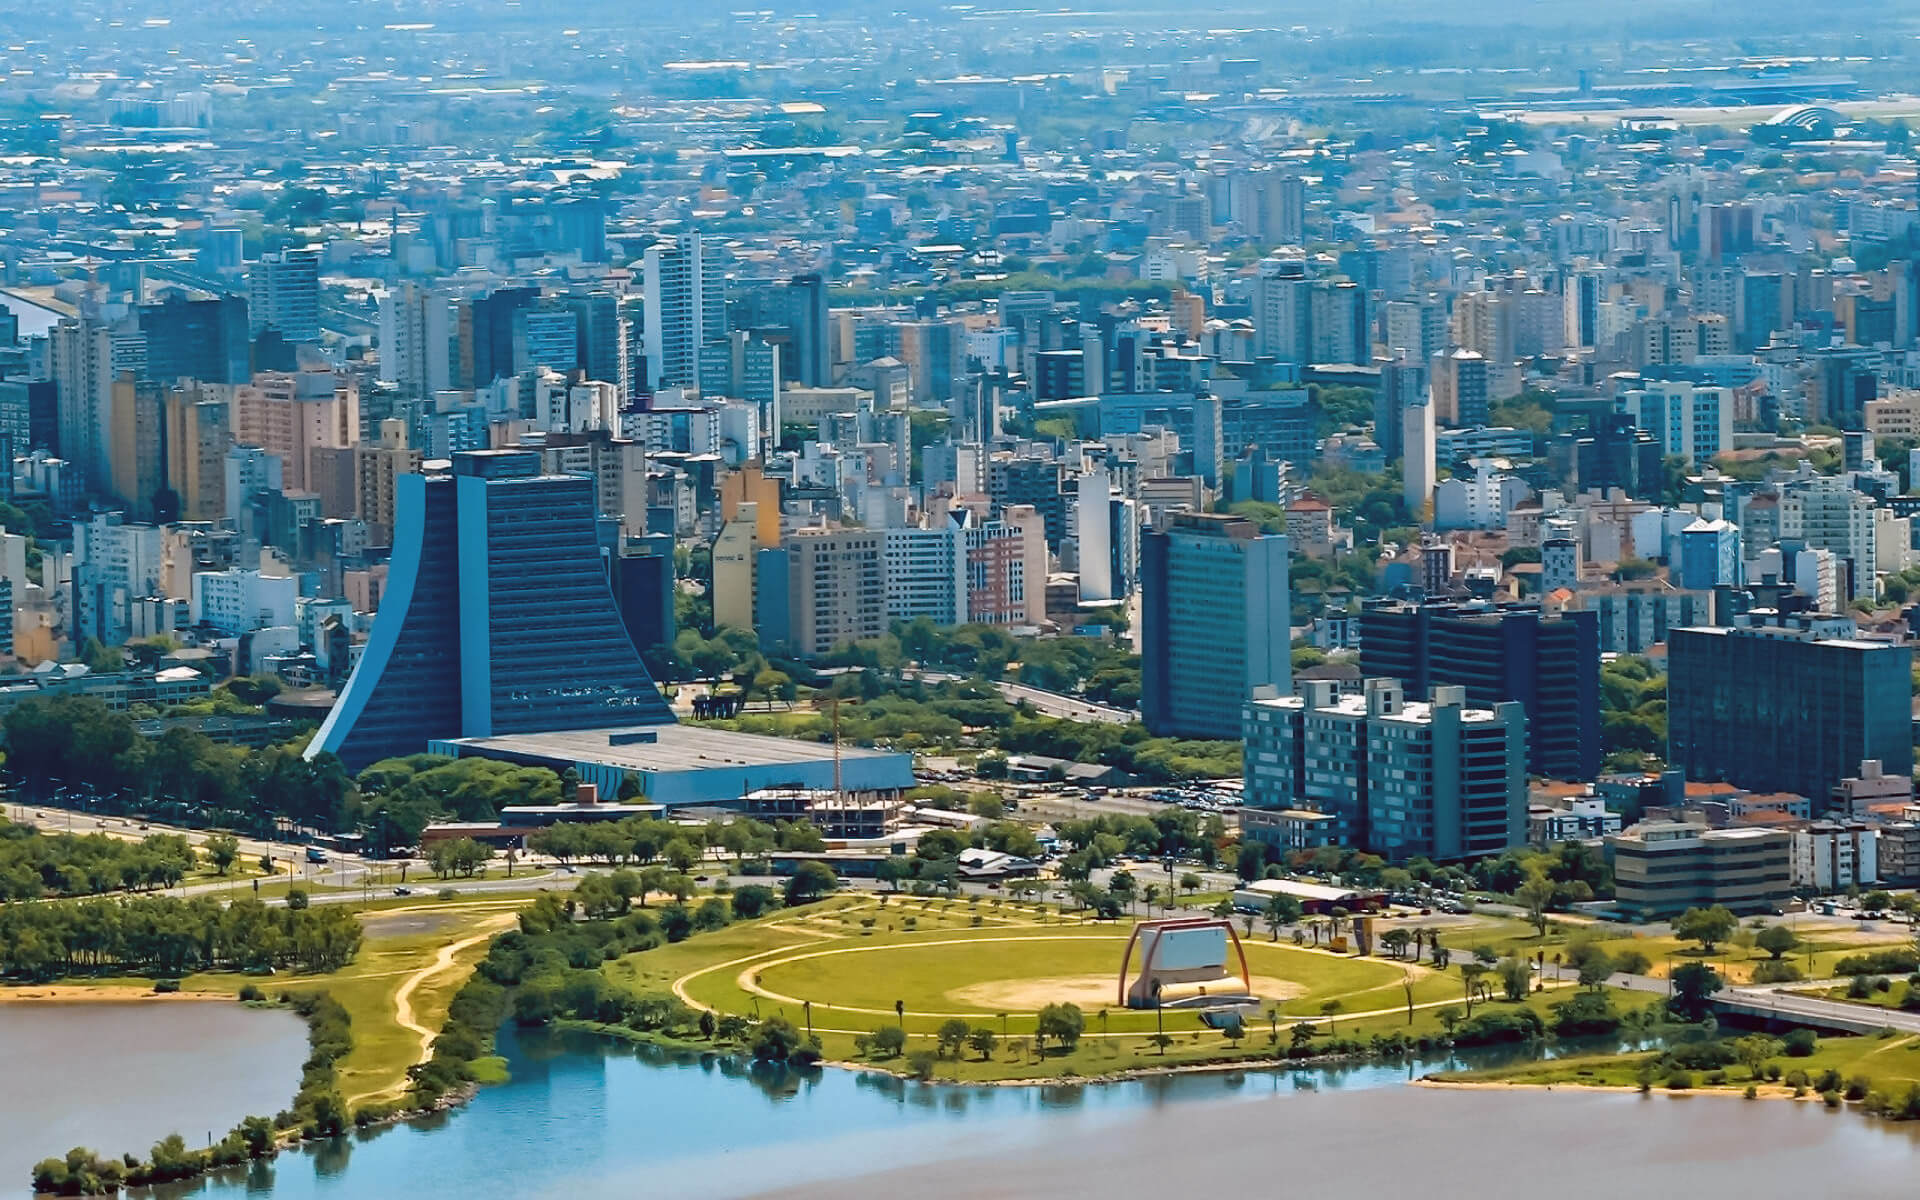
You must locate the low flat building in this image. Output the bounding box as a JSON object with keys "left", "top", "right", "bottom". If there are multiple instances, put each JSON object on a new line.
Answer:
{"left": 1528, "top": 795, "right": 1624, "bottom": 847}
{"left": 1240, "top": 807, "right": 1338, "bottom": 855}
{"left": 427, "top": 723, "right": 915, "bottom": 808}
{"left": 1230, "top": 877, "right": 1384, "bottom": 915}
{"left": 955, "top": 847, "right": 1040, "bottom": 879}
{"left": 1609, "top": 820, "right": 1792, "bottom": 918}
{"left": 739, "top": 787, "right": 908, "bottom": 839}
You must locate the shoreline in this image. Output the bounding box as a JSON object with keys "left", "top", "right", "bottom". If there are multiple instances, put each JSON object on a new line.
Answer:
{"left": 0, "top": 984, "right": 232, "bottom": 1004}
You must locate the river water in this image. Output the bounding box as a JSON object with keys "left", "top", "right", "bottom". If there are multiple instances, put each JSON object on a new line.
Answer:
{"left": 0, "top": 1002, "right": 309, "bottom": 1196}
{"left": 133, "top": 1027, "right": 1920, "bottom": 1200}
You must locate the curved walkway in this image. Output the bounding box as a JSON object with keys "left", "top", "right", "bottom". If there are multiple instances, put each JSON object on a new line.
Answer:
{"left": 351, "top": 913, "right": 515, "bottom": 1105}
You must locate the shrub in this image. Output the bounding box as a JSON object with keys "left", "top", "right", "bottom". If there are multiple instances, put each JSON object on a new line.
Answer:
{"left": 238, "top": 983, "right": 266, "bottom": 1003}
{"left": 1744, "top": 1084, "right": 1758, "bottom": 1099}
{"left": 1814, "top": 1068, "right": 1843, "bottom": 1093}
{"left": 1665, "top": 1070, "right": 1693, "bottom": 1090}
{"left": 1848, "top": 975, "right": 1874, "bottom": 999}
{"left": 1784, "top": 1069, "right": 1810, "bottom": 1089}
{"left": 1664, "top": 1039, "right": 1736, "bottom": 1071}
{"left": 1450, "top": 1008, "right": 1546, "bottom": 1047}
{"left": 1834, "top": 948, "right": 1920, "bottom": 976}
{"left": 1782, "top": 1029, "right": 1818, "bottom": 1057}
{"left": 1845, "top": 1075, "right": 1872, "bottom": 1101}
{"left": 152, "top": 979, "right": 180, "bottom": 994}
{"left": 906, "top": 1050, "right": 938, "bottom": 1081}
{"left": 1750, "top": 960, "right": 1802, "bottom": 984}
{"left": 1704, "top": 1069, "right": 1728, "bottom": 1085}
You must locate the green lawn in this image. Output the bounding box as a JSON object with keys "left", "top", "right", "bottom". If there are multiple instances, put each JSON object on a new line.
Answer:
{"left": 603, "top": 894, "right": 1597, "bottom": 1082}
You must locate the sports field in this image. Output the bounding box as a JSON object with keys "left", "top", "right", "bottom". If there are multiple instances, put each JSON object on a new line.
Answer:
{"left": 606, "top": 893, "right": 1589, "bottom": 1081}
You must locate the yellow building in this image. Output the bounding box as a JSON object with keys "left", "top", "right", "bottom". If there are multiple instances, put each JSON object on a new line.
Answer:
{"left": 164, "top": 382, "right": 232, "bottom": 521}
{"left": 712, "top": 502, "right": 760, "bottom": 634}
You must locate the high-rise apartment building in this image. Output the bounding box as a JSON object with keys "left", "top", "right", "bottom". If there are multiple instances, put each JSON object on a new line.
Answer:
{"left": 1780, "top": 474, "right": 1878, "bottom": 602}
{"left": 1625, "top": 380, "right": 1732, "bottom": 466}
{"left": 1243, "top": 678, "right": 1527, "bottom": 860}
{"left": 309, "top": 450, "right": 674, "bottom": 770}
{"left": 786, "top": 528, "right": 886, "bottom": 658}
{"left": 106, "top": 374, "right": 166, "bottom": 520}
{"left": 247, "top": 248, "right": 321, "bottom": 343}
{"left": 1251, "top": 259, "right": 1311, "bottom": 363}
{"left": 50, "top": 316, "right": 114, "bottom": 490}
{"left": 1358, "top": 599, "right": 1600, "bottom": 780}
{"left": 1140, "top": 512, "right": 1290, "bottom": 740}
{"left": 232, "top": 370, "right": 360, "bottom": 493}
{"left": 1430, "top": 347, "right": 1489, "bottom": 427}
{"left": 1667, "top": 616, "right": 1912, "bottom": 801}
{"left": 163, "top": 381, "right": 231, "bottom": 522}
{"left": 642, "top": 232, "right": 726, "bottom": 392}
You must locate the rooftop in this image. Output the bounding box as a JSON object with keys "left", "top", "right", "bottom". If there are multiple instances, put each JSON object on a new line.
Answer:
{"left": 441, "top": 723, "right": 907, "bottom": 775}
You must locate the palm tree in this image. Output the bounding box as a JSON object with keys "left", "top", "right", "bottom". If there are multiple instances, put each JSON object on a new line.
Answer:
{"left": 1319, "top": 998, "right": 1343, "bottom": 1033}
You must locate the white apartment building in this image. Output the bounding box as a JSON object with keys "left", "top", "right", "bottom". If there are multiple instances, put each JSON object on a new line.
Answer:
{"left": 1791, "top": 822, "right": 1879, "bottom": 893}
{"left": 190, "top": 567, "right": 298, "bottom": 636}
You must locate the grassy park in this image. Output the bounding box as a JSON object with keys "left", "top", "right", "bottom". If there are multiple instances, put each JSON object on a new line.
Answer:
{"left": 603, "top": 893, "right": 1610, "bottom": 1082}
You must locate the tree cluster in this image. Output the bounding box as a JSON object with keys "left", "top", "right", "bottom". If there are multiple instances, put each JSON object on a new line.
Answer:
{"left": 0, "top": 895, "right": 362, "bottom": 980}
{"left": 0, "top": 820, "right": 199, "bottom": 899}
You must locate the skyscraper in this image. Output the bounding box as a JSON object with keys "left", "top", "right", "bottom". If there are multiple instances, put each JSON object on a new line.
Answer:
{"left": 248, "top": 248, "right": 321, "bottom": 343}
{"left": 1402, "top": 391, "right": 1435, "bottom": 519}
{"left": 1667, "top": 616, "right": 1912, "bottom": 802}
{"left": 1358, "top": 599, "right": 1600, "bottom": 781}
{"left": 137, "top": 294, "right": 250, "bottom": 385}
{"left": 642, "top": 232, "right": 726, "bottom": 392}
{"left": 1140, "top": 512, "right": 1290, "bottom": 740}
{"left": 309, "top": 450, "right": 674, "bottom": 770}
{"left": 49, "top": 316, "right": 114, "bottom": 490}
{"left": 1251, "top": 258, "right": 1311, "bottom": 363}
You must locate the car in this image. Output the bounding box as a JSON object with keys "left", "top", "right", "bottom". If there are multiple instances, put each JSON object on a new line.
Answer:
{"left": 393, "top": 887, "right": 413, "bottom": 896}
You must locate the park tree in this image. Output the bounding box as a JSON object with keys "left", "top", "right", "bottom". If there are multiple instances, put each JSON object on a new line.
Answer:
{"left": 1733, "top": 1033, "right": 1783, "bottom": 1081}
{"left": 1235, "top": 842, "right": 1266, "bottom": 883}
{"left": 1035, "top": 1002, "right": 1086, "bottom": 1053}
{"left": 1264, "top": 893, "right": 1300, "bottom": 941}
{"left": 1669, "top": 962, "right": 1724, "bottom": 1022}
{"left": 1516, "top": 874, "right": 1557, "bottom": 937}
{"left": 936, "top": 1018, "right": 972, "bottom": 1058}
{"left": 966, "top": 1026, "right": 998, "bottom": 1060}
{"left": 869, "top": 1024, "right": 907, "bottom": 1058}
{"left": 204, "top": 833, "right": 240, "bottom": 875}
{"left": 1497, "top": 955, "right": 1532, "bottom": 1001}
{"left": 1674, "top": 905, "right": 1737, "bottom": 954}
{"left": 1576, "top": 949, "right": 1614, "bottom": 991}
{"left": 1755, "top": 923, "right": 1799, "bottom": 961}
{"left": 729, "top": 884, "right": 778, "bottom": 919}
{"left": 750, "top": 1016, "right": 805, "bottom": 1062}
{"left": 784, "top": 860, "right": 838, "bottom": 906}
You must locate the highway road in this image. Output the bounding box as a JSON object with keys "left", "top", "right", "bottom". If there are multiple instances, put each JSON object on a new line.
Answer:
{"left": 905, "top": 669, "right": 1135, "bottom": 725}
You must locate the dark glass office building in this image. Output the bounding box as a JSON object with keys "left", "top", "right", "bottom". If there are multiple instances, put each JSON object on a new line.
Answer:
{"left": 311, "top": 450, "right": 673, "bottom": 770}
{"left": 1667, "top": 623, "right": 1912, "bottom": 802}
{"left": 1358, "top": 599, "right": 1600, "bottom": 781}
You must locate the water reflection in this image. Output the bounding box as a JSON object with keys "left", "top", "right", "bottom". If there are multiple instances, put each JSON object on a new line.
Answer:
{"left": 144, "top": 1022, "right": 1920, "bottom": 1200}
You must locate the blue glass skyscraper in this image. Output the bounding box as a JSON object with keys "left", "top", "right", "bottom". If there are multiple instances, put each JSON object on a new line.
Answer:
{"left": 310, "top": 450, "right": 673, "bottom": 770}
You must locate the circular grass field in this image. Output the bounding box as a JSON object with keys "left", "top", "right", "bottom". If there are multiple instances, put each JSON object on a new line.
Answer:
{"left": 677, "top": 917, "right": 1456, "bottom": 1038}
